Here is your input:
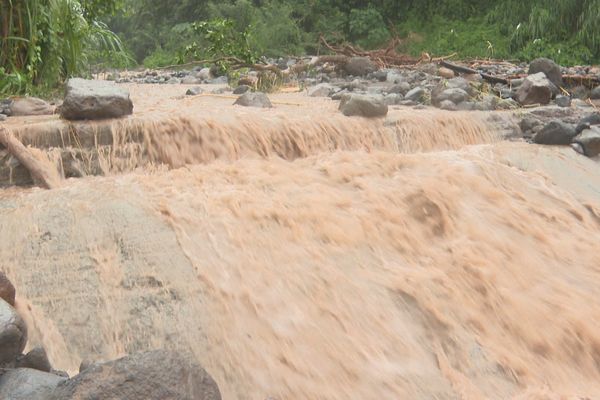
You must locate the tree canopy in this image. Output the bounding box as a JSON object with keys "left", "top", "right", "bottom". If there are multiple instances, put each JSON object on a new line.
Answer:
{"left": 1, "top": 0, "right": 599, "bottom": 94}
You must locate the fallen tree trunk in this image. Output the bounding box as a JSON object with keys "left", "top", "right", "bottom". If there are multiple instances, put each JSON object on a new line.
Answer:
{"left": 0, "top": 127, "right": 61, "bottom": 189}
{"left": 439, "top": 60, "right": 508, "bottom": 85}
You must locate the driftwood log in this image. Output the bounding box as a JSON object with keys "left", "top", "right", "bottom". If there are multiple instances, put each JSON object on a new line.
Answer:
{"left": 439, "top": 60, "right": 508, "bottom": 85}
{"left": 0, "top": 127, "right": 60, "bottom": 189}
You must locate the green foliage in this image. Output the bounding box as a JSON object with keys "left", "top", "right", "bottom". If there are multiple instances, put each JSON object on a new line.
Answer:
{"left": 348, "top": 8, "right": 390, "bottom": 49}
{"left": 190, "top": 18, "right": 258, "bottom": 65}
{"left": 0, "top": 0, "right": 127, "bottom": 95}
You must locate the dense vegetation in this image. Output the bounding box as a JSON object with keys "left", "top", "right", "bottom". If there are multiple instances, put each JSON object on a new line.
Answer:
{"left": 1, "top": 0, "right": 600, "bottom": 94}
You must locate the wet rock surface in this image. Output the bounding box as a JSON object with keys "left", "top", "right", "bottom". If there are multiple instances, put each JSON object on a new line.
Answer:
{"left": 60, "top": 78, "right": 133, "bottom": 120}
{"left": 49, "top": 350, "right": 222, "bottom": 400}
{"left": 0, "top": 299, "right": 27, "bottom": 365}
{"left": 233, "top": 92, "right": 272, "bottom": 108}
{"left": 0, "top": 368, "right": 66, "bottom": 400}
{"left": 339, "top": 94, "right": 388, "bottom": 117}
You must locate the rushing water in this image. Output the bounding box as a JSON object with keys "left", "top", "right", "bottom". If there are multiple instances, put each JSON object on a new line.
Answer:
{"left": 1, "top": 85, "right": 600, "bottom": 399}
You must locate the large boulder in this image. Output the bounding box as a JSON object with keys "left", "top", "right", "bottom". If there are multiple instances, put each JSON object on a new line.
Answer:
{"left": 339, "top": 94, "right": 388, "bottom": 118}
{"left": 515, "top": 72, "right": 554, "bottom": 106}
{"left": 591, "top": 86, "right": 600, "bottom": 100}
{"left": 9, "top": 97, "right": 54, "bottom": 116}
{"left": 573, "top": 126, "right": 600, "bottom": 157}
{"left": 0, "top": 299, "right": 27, "bottom": 365}
{"left": 0, "top": 368, "right": 65, "bottom": 400}
{"left": 343, "top": 57, "right": 376, "bottom": 76}
{"left": 533, "top": 120, "right": 577, "bottom": 145}
{"left": 529, "top": 58, "right": 563, "bottom": 88}
{"left": 60, "top": 78, "right": 134, "bottom": 120}
{"left": 233, "top": 92, "right": 272, "bottom": 108}
{"left": 49, "top": 350, "right": 221, "bottom": 400}
{"left": 0, "top": 271, "right": 16, "bottom": 306}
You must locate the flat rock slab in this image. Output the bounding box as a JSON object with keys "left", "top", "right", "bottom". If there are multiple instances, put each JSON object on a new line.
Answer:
{"left": 60, "top": 78, "right": 133, "bottom": 120}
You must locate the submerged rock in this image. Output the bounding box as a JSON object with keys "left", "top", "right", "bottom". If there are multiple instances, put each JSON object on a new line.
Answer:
{"left": 233, "top": 92, "right": 272, "bottom": 108}
{"left": 0, "top": 299, "right": 27, "bottom": 365}
{"left": 49, "top": 350, "right": 221, "bottom": 400}
{"left": 185, "top": 86, "right": 204, "bottom": 96}
{"left": 0, "top": 368, "right": 65, "bottom": 400}
{"left": 60, "top": 78, "right": 133, "bottom": 120}
{"left": 339, "top": 94, "right": 388, "bottom": 118}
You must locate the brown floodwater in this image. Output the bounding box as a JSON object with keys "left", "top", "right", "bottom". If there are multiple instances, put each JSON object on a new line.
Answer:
{"left": 1, "top": 84, "right": 600, "bottom": 399}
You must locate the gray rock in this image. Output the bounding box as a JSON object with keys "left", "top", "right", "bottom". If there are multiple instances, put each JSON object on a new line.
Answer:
{"left": 573, "top": 127, "right": 600, "bottom": 157}
{"left": 166, "top": 77, "right": 181, "bottom": 84}
{"left": 60, "top": 78, "right": 133, "bottom": 120}
{"left": 383, "top": 94, "right": 403, "bottom": 106}
{"left": 308, "top": 83, "right": 334, "bottom": 97}
{"left": 185, "top": 87, "right": 204, "bottom": 96}
{"left": 233, "top": 85, "right": 250, "bottom": 95}
{"left": 434, "top": 88, "right": 469, "bottom": 105}
{"left": 79, "top": 359, "right": 93, "bottom": 373}
{"left": 49, "top": 350, "right": 221, "bottom": 400}
{"left": 0, "top": 299, "right": 27, "bottom": 365}
{"left": 555, "top": 95, "right": 571, "bottom": 107}
{"left": 405, "top": 87, "right": 426, "bottom": 103}
{"left": 331, "top": 90, "right": 349, "bottom": 100}
{"left": 515, "top": 72, "right": 554, "bottom": 106}
{"left": 0, "top": 113, "right": 6, "bottom": 121}
{"left": 439, "top": 100, "right": 458, "bottom": 111}
{"left": 576, "top": 113, "right": 600, "bottom": 134}
{"left": 0, "top": 368, "right": 65, "bottom": 400}
{"left": 528, "top": 58, "right": 563, "bottom": 88}
{"left": 181, "top": 76, "right": 202, "bottom": 85}
{"left": 234, "top": 92, "right": 272, "bottom": 108}
{"left": 373, "top": 70, "right": 388, "bottom": 82}
{"left": 456, "top": 101, "right": 477, "bottom": 111}
{"left": 344, "top": 57, "right": 376, "bottom": 76}
{"left": 591, "top": 86, "right": 600, "bottom": 100}
{"left": 476, "top": 95, "right": 498, "bottom": 111}
{"left": 386, "top": 71, "right": 404, "bottom": 84}
{"left": 398, "top": 100, "right": 417, "bottom": 106}
{"left": 16, "top": 346, "right": 52, "bottom": 372}
{"left": 211, "top": 88, "right": 226, "bottom": 94}
{"left": 519, "top": 116, "right": 542, "bottom": 135}
{"left": 339, "top": 94, "right": 388, "bottom": 118}
{"left": 533, "top": 120, "right": 577, "bottom": 145}
{"left": 497, "top": 98, "right": 520, "bottom": 110}
{"left": 195, "top": 68, "right": 212, "bottom": 81}
{"left": 210, "top": 76, "right": 228, "bottom": 85}
{"left": 387, "top": 82, "right": 411, "bottom": 95}
{"left": 9, "top": 97, "right": 54, "bottom": 116}
{"left": 0, "top": 271, "right": 15, "bottom": 306}
{"left": 439, "top": 78, "right": 477, "bottom": 97}
{"left": 571, "top": 85, "right": 591, "bottom": 99}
